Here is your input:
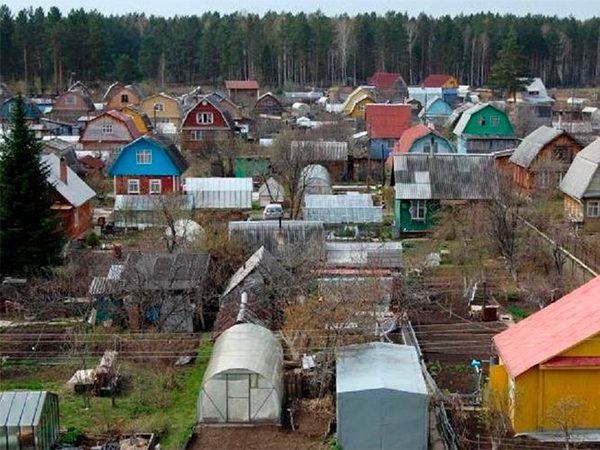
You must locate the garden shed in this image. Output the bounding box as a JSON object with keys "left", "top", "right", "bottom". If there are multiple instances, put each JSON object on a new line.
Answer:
{"left": 185, "top": 177, "right": 253, "bottom": 209}
{"left": 197, "top": 323, "right": 283, "bottom": 424}
{"left": 303, "top": 194, "right": 382, "bottom": 224}
{"left": 0, "top": 391, "right": 60, "bottom": 450}
{"left": 258, "top": 177, "right": 285, "bottom": 206}
{"left": 336, "top": 343, "right": 428, "bottom": 450}
{"left": 300, "top": 164, "right": 332, "bottom": 195}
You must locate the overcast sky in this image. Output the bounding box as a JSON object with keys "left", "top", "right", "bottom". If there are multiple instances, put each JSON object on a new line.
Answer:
{"left": 3, "top": 0, "right": 598, "bottom": 19}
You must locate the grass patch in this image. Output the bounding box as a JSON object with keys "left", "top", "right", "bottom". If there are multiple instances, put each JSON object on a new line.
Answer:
{"left": 507, "top": 304, "right": 530, "bottom": 321}
{"left": 0, "top": 338, "right": 212, "bottom": 449}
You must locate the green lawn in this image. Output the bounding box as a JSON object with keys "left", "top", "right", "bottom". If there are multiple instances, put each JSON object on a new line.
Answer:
{"left": 0, "top": 339, "right": 212, "bottom": 449}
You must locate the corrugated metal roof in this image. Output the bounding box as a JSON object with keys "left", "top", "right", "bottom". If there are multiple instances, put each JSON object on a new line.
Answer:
{"left": 222, "top": 246, "right": 287, "bottom": 297}
{"left": 509, "top": 126, "right": 565, "bottom": 168}
{"left": 202, "top": 323, "right": 282, "bottom": 387}
{"left": 42, "top": 153, "right": 96, "bottom": 207}
{"left": 291, "top": 141, "right": 348, "bottom": 161}
{"left": 494, "top": 275, "right": 600, "bottom": 378}
{"left": 422, "top": 73, "right": 455, "bottom": 88}
{"left": 393, "top": 154, "right": 498, "bottom": 200}
{"left": 365, "top": 104, "right": 412, "bottom": 139}
{"left": 559, "top": 138, "right": 600, "bottom": 199}
{"left": 337, "top": 343, "right": 427, "bottom": 394}
{"left": 326, "top": 242, "right": 403, "bottom": 268}
{"left": 453, "top": 103, "right": 490, "bottom": 136}
{"left": 446, "top": 102, "right": 474, "bottom": 128}
{"left": 367, "top": 72, "right": 405, "bottom": 89}
{"left": 224, "top": 80, "right": 259, "bottom": 90}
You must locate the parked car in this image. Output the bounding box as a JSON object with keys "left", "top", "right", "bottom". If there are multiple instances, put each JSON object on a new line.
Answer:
{"left": 263, "top": 203, "right": 284, "bottom": 220}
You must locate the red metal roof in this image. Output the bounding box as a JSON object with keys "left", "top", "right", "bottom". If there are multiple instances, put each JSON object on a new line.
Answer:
{"left": 365, "top": 104, "right": 412, "bottom": 140}
{"left": 392, "top": 124, "right": 432, "bottom": 154}
{"left": 421, "top": 74, "right": 454, "bottom": 88}
{"left": 225, "top": 80, "right": 259, "bottom": 90}
{"left": 493, "top": 275, "right": 600, "bottom": 378}
{"left": 367, "top": 72, "right": 404, "bottom": 90}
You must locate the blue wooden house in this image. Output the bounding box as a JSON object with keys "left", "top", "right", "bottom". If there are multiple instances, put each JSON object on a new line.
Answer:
{"left": 419, "top": 98, "right": 453, "bottom": 127}
{"left": 0, "top": 97, "right": 43, "bottom": 124}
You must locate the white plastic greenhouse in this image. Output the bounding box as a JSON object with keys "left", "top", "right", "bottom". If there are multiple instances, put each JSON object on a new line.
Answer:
{"left": 303, "top": 194, "right": 383, "bottom": 223}
{"left": 299, "top": 164, "right": 332, "bottom": 195}
{"left": 185, "top": 177, "right": 253, "bottom": 209}
{"left": 197, "top": 324, "right": 283, "bottom": 424}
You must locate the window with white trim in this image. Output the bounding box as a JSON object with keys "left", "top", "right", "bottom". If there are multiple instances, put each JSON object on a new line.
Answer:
{"left": 102, "top": 123, "right": 113, "bottom": 134}
{"left": 127, "top": 179, "right": 140, "bottom": 194}
{"left": 410, "top": 200, "right": 427, "bottom": 221}
{"left": 136, "top": 149, "right": 152, "bottom": 165}
{"left": 154, "top": 103, "right": 165, "bottom": 112}
{"left": 196, "top": 112, "right": 214, "bottom": 124}
{"left": 587, "top": 201, "right": 600, "bottom": 218}
{"left": 149, "top": 179, "right": 162, "bottom": 194}
{"left": 538, "top": 170, "right": 550, "bottom": 188}
{"left": 491, "top": 116, "right": 499, "bottom": 127}
{"left": 65, "top": 95, "right": 76, "bottom": 105}
{"left": 191, "top": 130, "right": 204, "bottom": 141}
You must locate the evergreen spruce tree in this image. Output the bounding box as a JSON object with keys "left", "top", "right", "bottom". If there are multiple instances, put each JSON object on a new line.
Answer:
{"left": 488, "top": 31, "right": 528, "bottom": 101}
{"left": 0, "top": 95, "right": 64, "bottom": 275}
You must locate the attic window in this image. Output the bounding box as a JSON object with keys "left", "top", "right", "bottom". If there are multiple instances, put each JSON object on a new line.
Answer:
{"left": 196, "top": 112, "right": 214, "bottom": 125}
{"left": 136, "top": 149, "right": 152, "bottom": 165}
{"left": 154, "top": 103, "right": 164, "bottom": 112}
{"left": 491, "top": 116, "right": 499, "bottom": 127}
{"left": 65, "top": 95, "right": 76, "bottom": 105}
{"left": 121, "top": 94, "right": 129, "bottom": 103}
{"left": 102, "top": 123, "right": 113, "bottom": 134}
{"left": 479, "top": 117, "right": 486, "bottom": 126}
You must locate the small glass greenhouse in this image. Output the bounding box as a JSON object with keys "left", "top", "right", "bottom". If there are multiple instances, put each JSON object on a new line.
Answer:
{"left": 303, "top": 194, "right": 383, "bottom": 224}
{"left": 197, "top": 323, "right": 283, "bottom": 424}
{"left": 300, "top": 164, "right": 333, "bottom": 195}
{"left": 0, "top": 391, "right": 60, "bottom": 450}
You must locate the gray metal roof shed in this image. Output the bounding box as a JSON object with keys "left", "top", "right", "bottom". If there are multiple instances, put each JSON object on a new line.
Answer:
{"left": 0, "top": 391, "right": 60, "bottom": 450}
{"left": 560, "top": 138, "right": 600, "bottom": 200}
{"left": 336, "top": 343, "right": 428, "bottom": 450}
{"left": 509, "top": 125, "right": 566, "bottom": 169}
{"left": 197, "top": 324, "right": 283, "bottom": 424}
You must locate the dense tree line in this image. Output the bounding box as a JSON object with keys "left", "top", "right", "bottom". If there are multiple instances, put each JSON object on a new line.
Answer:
{"left": 1, "top": 6, "right": 599, "bottom": 92}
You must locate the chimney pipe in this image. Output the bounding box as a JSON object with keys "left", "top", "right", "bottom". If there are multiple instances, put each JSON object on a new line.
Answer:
{"left": 59, "top": 157, "right": 68, "bottom": 184}
{"left": 236, "top": 292, "right": 248, "bottom": 323}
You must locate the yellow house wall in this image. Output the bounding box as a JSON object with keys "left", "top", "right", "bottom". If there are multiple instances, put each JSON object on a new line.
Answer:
{"left": 140, "top": 95, "right": 182, "bottom": 128}
{"left": 349, "top": 98, "right": 375, "bottom": 119}
{"left": 442, "top": 76, "right": 459, "bottom": 88}
{"left": 120, "top": 107, "right": 149, "bottom": 134}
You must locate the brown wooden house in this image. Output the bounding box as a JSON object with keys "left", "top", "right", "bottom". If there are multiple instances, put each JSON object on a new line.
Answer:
{"left": 509, "top": 126, "right": 583, "bottom": 193}
{"left": 253, "top": 92, "right": 284, "bottom": 116}
{"left": 50, "top": 83, "right": 96, "bottom": 124}
{"left": 43, "top": 153, "right": 96, "bottom": 239}
{"left": 224, "top": 80, "right": 259, "bottom": 108}
{"left": 104, "top": 82, "right": 144, "bottom": 109}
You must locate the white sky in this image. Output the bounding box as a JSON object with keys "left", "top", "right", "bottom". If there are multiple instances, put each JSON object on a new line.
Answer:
{"left": 2, "top": 0, "right": 599, "bottom": 19}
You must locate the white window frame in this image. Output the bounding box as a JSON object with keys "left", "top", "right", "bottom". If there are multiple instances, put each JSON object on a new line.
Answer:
{"left": 102, "top": 123, "right": 113, "bottom": 134}
{"left": 136, "top": 149, "right": 152, "bottom": 165}
{"left": 587, "top": 201, "right": 600, "bottom": 218}
{"left": 154, "top": 103, "right": 165, "bottom": 112}
{"left": 196, "top": 112, "right": 214, "bottom": 125}
{"left": 65, "top": 94, "right": 76, "bottom": 105}
{"left": 127, "top": 179, "right": 140, "bottom": 194}
{"left": 191, "top": 130, "right": 203, "bottom": 141}
{"left": 410, "top": 200, "right": 427, "bottom": 221}
{"left": 149, "top": 179, "right": 162, "bottom": 195}
{"left": 491, "top": 116, "right": 499, "bottom": 127}
{"left": 538, "top": 170, "right": 550, "bottom": 188}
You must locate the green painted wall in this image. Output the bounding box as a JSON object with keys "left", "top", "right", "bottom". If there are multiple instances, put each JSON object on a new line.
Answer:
{"left": 463, "top": 105, "right": 514, "bottom": 136}
{"left": 235, "top": 158, "right": 269, "bottom": 178}
{"left": 394, "top": 199, "right": 439, "bottom": 232}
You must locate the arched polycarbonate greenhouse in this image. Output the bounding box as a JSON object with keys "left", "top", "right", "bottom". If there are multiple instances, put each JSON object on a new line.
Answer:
{"left": 197, "top": 324, "right": 283, "bottom": 424}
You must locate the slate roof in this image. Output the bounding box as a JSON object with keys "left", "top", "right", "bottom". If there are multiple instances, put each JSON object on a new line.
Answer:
{"left": 143, "top": 134, "right": 189, "bottom": 173}
{"left": 42, "top": 153, "right": 96, "bottom": 207}
{"left": 453, "top": 103, "right": 509, "bottom": 137}
{"left": 509, "top": 126, "right": 567, "bottom": 169}
{"left": 365, "top": 104, "right": 412, "bottom": 139}
{"left": 66, "top": 86, "right": 95, "bottom": 111}
{"left": 493, "top": 275, "right": 600, "bottom": 378}
{"left": 42, "top": 138, "right": 81, "bottom": 173}
{"left": 225, "top": 80, "right": 259, "bottom": 90}
{"left": 422, "top": 74, "right": 455, "bottom": 88}
{"left": 392, "top": 154, "right": 498, "bottom": 200}
{"left": 367, "top": 72, "right": 406, "bottom": 90}
{"left": 560, "top": 138, "right": 600, "bottom": 200}
{"left": 290, "top": 141, "right": 348, "bottom": 161}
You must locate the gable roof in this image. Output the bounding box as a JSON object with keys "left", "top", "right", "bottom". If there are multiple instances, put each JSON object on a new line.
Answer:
{"left": 560, "top": 138, "right": 600, "bottom": 200}
{"left": 225, "top": 80, "right": 259, "bottom": 90}
{"left": 182, "top": 95, "right": 236, "bottom": 130}
{"left": 341, "top": 86, "right": 378, "bottom": 113}
{"left": 104, "top": 110, "right": 143, "bottom": 139}
{"left": 453, "top": 103, "right": 509, "bottom": 136}
{"left": 108, "top": 134, "right": 189, "bottom": 176}
{"left": 290, "top": 141, "right": 348, "bottom": 161}
{"left": 103, "top": 82, "right": 144, "bottom": 102}
{"left": 422, "top": 74, "right": 455, "bottom": 88}
{"left": 509, "top": 126, "right": 568, "bottom": 169}
{"left": 393, "top": 124, "right": 440, "bottom": 154}
{"left": 393, "top": 154, "right": 498, "bottom": 200}
{"left": 419, "top": 97, "right": 452, "bottom": 118}
{"left": 59, "top": 85, "right": 95, "bottom": 111}
{"left": 493, "top": 275, "right": 600, "bottom": 378}
{"left": 367, "top": 72, "right": 406, "bottom": 90}
{"left": 42, "top": 153, "right": 96, "bottom": 207}
{"left": 365, "top": 104, "right": 412, "bottom": 139}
